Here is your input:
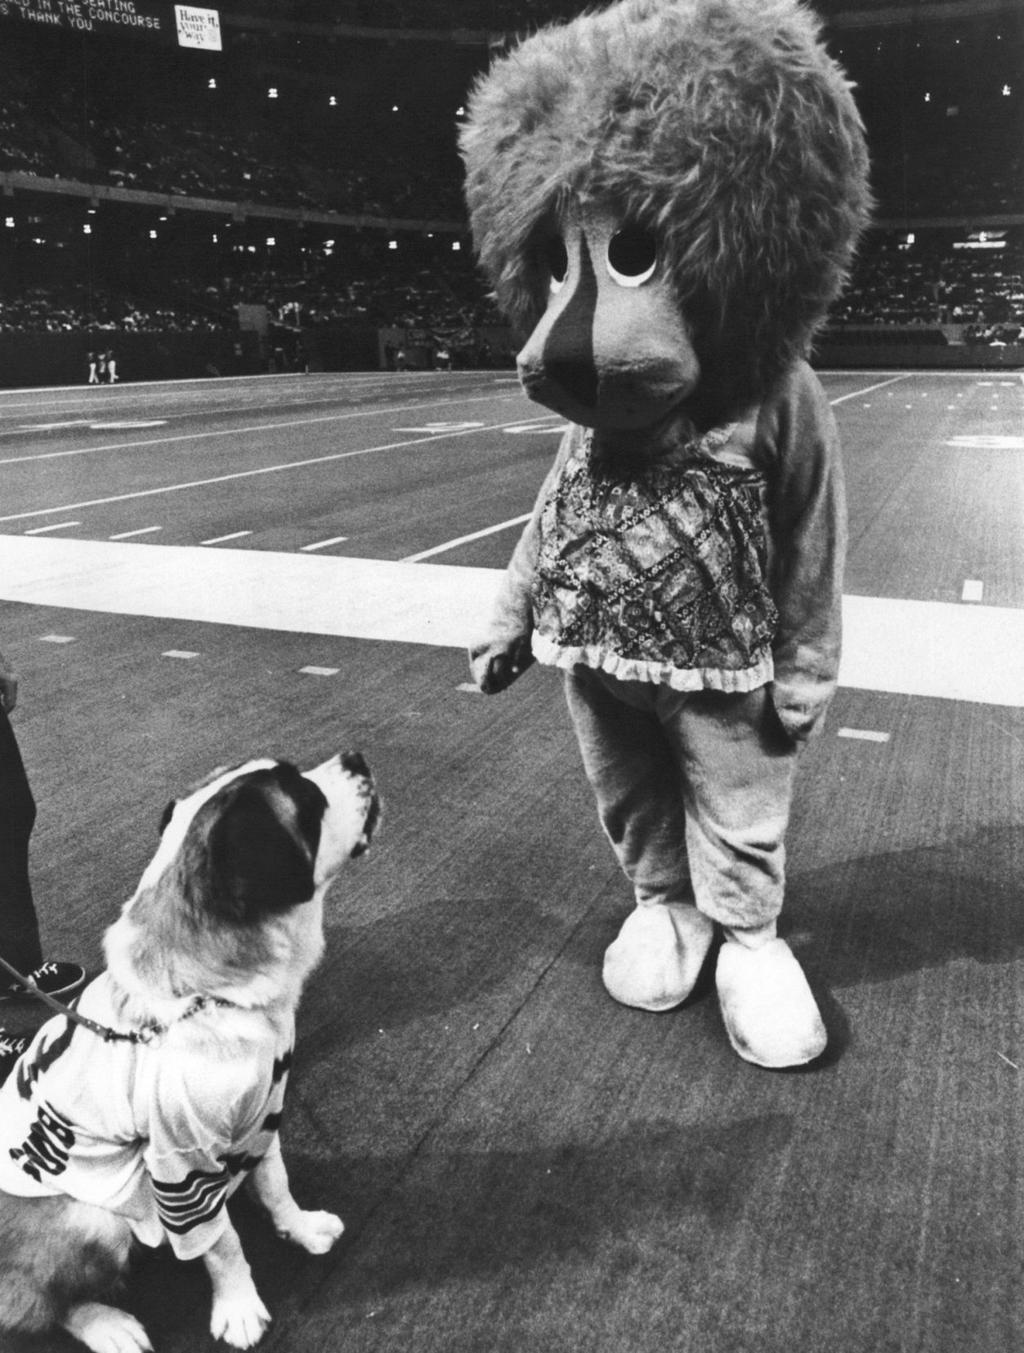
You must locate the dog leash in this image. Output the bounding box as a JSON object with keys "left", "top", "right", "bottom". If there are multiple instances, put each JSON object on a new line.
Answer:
{"left": 0, "top": 953, "right": 231, "bottom": 1045}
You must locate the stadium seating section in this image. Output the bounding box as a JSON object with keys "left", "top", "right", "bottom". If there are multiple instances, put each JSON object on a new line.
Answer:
{"left": 0, "top": 3, "right": 1020, "bottom": 355}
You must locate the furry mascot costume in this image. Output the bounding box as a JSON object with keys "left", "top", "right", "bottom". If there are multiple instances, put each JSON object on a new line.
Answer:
{"left": 461, "top": 0, "right": 871, "bottom": 1067}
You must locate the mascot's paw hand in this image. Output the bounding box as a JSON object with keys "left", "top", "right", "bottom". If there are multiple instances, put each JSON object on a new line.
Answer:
{"left": 210, "top": 1286, "right": 271, "bottom": 1348}
{"left": 603, "top": 903, "right": 715, "bottom": 1011}
{"left": 469, "top": 636, "right": 535, "bottom": 694}
{"left": 280, "top": 1208, "right": 345, "bottom": 1254}
{"left": 716, "top": 937, "right": 827, "bottom": 1068}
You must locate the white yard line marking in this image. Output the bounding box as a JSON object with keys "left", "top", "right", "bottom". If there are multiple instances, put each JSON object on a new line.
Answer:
{"left": 300, "top": 536, "right": 349, "bottom": 553}
{"left": 837, "top": 728, "right": 891, "bottom": 743}
{"left": 962, "top": 580, "right": 984, "bottom": 603}
{"left": 829, "top": 375, "right": 912, "bottom": 404}
{"left": 0, "top": 392, "right": 521, "bottom": 469}
{"left": 109, "top": 526, "right": 162, "bottom": 541}
{"left": 24, "top": 521, "right": 81, "bottom": 535}
{"left": 0, "top": 417, "right": 532, "bottom": 525}
{"left": 39, "top": 634, "right": 76, "bottom": 644}
{"left": 402, "top": 514, "right": 532, "bottom": 562}
{"left": 4, "top": 537, "right": 1024, "bottom": 707}
{"left": 201, "top": 531, "right": 253, "bottom": 545}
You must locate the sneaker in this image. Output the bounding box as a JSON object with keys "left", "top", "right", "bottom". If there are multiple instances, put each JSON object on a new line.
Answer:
{"left": 0, "top": 1029, "right": 30, "bottom": 1083}
{"left": 1, "top": 961, "right": 87, "bottom": 1002}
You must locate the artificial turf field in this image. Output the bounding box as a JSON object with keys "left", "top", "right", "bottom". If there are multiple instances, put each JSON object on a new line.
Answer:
{"left": 1, "top": 366, "right": 1023, "bottom": 1353}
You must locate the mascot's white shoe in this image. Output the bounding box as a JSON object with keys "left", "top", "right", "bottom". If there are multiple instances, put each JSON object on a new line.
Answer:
{"left": 603, "top": 903, "right": 714, "bottom": 1012}
{"left": 715, "top": 936, "right": 827, "bottom": 1068}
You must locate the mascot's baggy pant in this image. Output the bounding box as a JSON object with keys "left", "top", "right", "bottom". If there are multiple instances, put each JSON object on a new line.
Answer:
{"left": 566, "top": 673, "right": 796, "bottom": 940}
{"left": 565, "top": 671, "right": 809, "bottom": 1038}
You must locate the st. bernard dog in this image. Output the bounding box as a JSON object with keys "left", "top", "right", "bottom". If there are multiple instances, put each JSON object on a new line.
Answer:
{"left": 0, "top": 751, "right": 379, "bottom": 1352}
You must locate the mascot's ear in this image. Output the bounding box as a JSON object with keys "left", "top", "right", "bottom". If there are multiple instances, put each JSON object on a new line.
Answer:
{"left": 189, "top": 778, "right": 318, "bottom": 923}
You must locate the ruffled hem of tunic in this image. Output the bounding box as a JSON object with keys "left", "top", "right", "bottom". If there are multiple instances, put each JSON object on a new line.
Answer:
{"left": 531, "top": 632, "right": 773, "bottom": 692}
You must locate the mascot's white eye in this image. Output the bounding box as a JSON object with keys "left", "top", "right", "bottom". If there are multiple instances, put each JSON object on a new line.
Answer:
{"left": 606, "top": 226, "right": 658, "bottom": 287}
{"left": 545, "top": 236, "right": 569, "bottom": 293}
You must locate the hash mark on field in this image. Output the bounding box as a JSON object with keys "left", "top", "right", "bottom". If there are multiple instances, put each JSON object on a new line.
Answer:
{"left": 300, "top": 666, "right": 339, "bottom": 677}
{"left": 837, "top": 728, "right": 891, "bottom": 744}
{"left": 201, "top": 531, "right": 252, "bottom": 545}
{"left": 162, "top": 650, "right": 200, "bottom": 660}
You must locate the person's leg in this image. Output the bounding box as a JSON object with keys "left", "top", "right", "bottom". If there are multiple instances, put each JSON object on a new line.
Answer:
{"left": 665, "top": 687, "right": 825, "bottom": 1066}
{"left": 0, "top": 707, "right": 43, "bottom": 974}
{"left": 564, "top": 670, "right": 714, "bottom": 1010}
{"left": 0, "top": 709, "right": 85, "bottom": 1003}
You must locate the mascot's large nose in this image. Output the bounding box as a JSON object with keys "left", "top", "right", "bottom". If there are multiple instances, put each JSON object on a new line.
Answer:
{"left": 539, "top": 235, "right": 599, "bottom": 408}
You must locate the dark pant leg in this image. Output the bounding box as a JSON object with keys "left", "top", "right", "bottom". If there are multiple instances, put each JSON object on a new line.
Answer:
{"left": 0, "top": 708, "right": 42, "bottom": 972}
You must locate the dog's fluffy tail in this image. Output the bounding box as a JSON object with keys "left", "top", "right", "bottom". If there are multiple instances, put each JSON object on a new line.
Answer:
{"left": 0, "top": 1190, "right": 132, "bottom": 1332}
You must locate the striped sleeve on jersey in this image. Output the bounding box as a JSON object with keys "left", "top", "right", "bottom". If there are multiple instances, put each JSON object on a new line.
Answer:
{"left": 152, "top": 1165, "right": 230, "bottom": 1234}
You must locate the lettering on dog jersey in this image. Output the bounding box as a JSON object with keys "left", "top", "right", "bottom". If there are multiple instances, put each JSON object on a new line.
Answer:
{"left": 15, "top": 1017, "right": 76, "bottom": 1101}
{"left": 9, "top": 1099, "right": 76, "bottom": 1182}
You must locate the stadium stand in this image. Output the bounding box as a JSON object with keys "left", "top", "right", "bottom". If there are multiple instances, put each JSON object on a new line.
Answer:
{"left": 0, "top": 0, "right": 1020, "bottom": 381}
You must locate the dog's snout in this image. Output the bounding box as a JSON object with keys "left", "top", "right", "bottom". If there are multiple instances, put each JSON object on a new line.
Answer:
{"left": 341, "top": 751, "right": 370, "bottom": 778}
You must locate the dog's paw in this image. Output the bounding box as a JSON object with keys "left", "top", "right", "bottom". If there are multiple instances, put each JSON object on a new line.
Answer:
{"left": 279, "top": 1208, "right": 345, "bottom": 1254}
{"left": 64, "top": 1302, "right": 154, "bottom": 1353}
{"left": 210, "top": 1288, "right": 272, "bottom": 1348}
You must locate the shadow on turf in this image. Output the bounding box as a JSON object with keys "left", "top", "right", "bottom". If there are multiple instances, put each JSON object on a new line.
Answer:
{"left": 115, "top": 1111, "right": 795, "bottom": 1349}
{"left": 790, "top": 823, "right": 1024, "bottom": 989}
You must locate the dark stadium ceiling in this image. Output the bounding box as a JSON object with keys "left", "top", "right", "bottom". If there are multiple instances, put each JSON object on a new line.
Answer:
{"left": 217, "top": 0, "right": 1023, "bottom": 30}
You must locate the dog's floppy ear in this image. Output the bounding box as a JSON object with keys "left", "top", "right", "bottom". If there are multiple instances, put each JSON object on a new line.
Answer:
{"left": 190, "top": 778, "right": 318, "bottom": 923}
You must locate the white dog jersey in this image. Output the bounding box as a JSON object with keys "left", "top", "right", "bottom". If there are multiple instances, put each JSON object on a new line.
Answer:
{"left": 0, "top": 974, "right": 292, "bottom": 1261}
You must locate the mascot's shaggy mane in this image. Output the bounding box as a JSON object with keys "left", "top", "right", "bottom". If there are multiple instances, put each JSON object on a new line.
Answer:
{"left": 460, "top": 0, "right": 872, "bottom": 408}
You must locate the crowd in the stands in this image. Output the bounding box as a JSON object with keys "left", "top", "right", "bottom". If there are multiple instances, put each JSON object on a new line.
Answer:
{"left": 0, "top": 8, "right": 1021, "bottom": 346}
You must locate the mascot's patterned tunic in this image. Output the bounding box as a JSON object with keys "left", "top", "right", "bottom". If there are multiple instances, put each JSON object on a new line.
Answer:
{"left": 532, "top": 422, "right": 778, "bottom": 691}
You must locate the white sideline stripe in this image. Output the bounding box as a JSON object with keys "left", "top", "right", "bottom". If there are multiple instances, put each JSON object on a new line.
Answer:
{"left": 2, "top": 536, "right": 1024, "bottom": 707}
{"left": 840, "top": 593, "right": 1024, "bottom": 707}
